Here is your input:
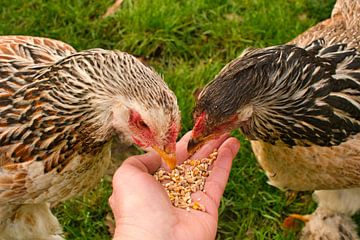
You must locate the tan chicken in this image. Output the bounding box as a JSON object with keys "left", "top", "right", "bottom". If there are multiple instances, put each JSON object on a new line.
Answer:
{"left": 188, "top": 0, "right": 360, "bottom": 239}
{"left": 0, "top": 36, "right": 180, "bottom": 239}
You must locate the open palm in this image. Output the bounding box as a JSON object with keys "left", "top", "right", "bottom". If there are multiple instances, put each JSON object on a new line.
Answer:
{"left": 109, "top": 131, "right": 240, "bottom": 240}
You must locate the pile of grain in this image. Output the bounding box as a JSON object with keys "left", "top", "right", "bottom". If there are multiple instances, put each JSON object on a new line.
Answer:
{"left": 154, "top": 150, "right": 218, "bottom": 212}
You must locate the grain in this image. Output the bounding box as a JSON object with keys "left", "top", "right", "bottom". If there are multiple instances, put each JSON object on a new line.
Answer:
{"left": 154, "top": 149, "right": 218, "bottom": 212}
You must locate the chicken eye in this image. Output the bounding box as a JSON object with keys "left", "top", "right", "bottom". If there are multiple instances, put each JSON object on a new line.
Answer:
{"left": 138, "top": 120, "right": 149, "bottom": 129}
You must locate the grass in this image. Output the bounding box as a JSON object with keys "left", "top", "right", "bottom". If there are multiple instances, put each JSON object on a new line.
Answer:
{"left": 0, "top": 0, "right": 340, "bottom": 239}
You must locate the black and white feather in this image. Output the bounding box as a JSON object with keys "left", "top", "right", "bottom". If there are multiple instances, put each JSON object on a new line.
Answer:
{"left": 197, "top": 39, "right": 360, "bottom": 147}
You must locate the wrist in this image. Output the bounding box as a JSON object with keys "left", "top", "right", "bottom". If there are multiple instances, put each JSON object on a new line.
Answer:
{"left": 113, "top": 224, "right": 172, "bottom": 240}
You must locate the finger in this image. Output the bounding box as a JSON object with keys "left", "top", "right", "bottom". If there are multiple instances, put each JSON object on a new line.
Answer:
{"left": 121, "top": 151, "right": 162, "bottom": 174}
{"left": 190, "top": 133, "right": 229, "bottom": 160}
{"left": 204, "top": 137, "right": 240, "bottom": 208}
{"left": 159, "top": 131, "right": 192, "bottom": 169}
{"left": 175, "top": 131, "right": 193, "bottom": 162}
{"left": 123, "top": 131, "right": 194, "bottom": 173}
{"left": 166, "top": 132, "right": 228, "bottom": 168}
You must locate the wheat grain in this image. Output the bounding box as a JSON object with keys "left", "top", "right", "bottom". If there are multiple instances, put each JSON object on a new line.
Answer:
{"left": 154, "top": 149, "right": 218, "bottom": 212}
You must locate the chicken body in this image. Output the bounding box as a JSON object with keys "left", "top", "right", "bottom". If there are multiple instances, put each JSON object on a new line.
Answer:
{"left": 251, "top": 0, "right": 360, "bottom": 223}
{"left": 190, "top": 0, "right": 360, "bottom": 238}
{"left": 256, "top": 0, "right": 360, "bottom": 189}
{"left": 252, "top": 135, "right": 360, "bottom": 191}
{"left": 270, "top": 1, "right": 360, "bottom": 238}
{"left": 0, "top": 36, "right": 180, "bottom": 239}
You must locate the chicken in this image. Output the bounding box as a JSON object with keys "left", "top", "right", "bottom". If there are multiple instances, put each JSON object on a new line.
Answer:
{"left": 0, "top": 36, "right": 180, "bottom": 239}
{"left": 188, "top": 0, "right": 360, "bottom": 239}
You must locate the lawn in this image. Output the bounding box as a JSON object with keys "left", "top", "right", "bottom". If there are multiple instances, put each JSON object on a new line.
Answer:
{"left": 0, "top": 0, "right": 339, "bottom": 239}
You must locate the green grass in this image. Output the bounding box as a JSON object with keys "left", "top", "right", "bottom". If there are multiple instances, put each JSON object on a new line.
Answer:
{"left": 0, "top": 0, "right": 340, "bottom": 239}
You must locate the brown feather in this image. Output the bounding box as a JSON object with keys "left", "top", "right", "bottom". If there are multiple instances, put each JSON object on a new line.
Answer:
{"left": 0, "top": 35, "right": 180, "bottom": 239}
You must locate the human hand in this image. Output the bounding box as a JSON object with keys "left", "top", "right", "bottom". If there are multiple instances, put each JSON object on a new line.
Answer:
{"left": 109, "top": 131, "right": 240, "bottom": 240}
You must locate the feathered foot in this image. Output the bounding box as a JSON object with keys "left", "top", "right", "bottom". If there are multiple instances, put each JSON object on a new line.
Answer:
{"left": 286, "top": 208, "right": 359, "bottom": 240}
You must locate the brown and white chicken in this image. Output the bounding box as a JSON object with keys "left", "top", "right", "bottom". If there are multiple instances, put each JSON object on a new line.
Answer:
{"left": 188, "top": 0, "right": 360, "bottom": 239}
{"left": 0, "top": 36, "right": 180, "bottom": 239}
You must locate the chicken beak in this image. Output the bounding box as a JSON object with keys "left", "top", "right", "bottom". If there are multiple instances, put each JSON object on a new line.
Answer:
{"left": 187, "top": 134, "right": 216, "bottom": 155}
{"left": 152, "top": 145, "right": 177, "bottom": 170}
{"left": 187, "top": 137, "right": 205, "bottom": 155}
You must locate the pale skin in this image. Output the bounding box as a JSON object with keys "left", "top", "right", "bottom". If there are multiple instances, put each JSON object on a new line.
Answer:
{"left": 109, "top": 131, "right": 240, "bottom": 240}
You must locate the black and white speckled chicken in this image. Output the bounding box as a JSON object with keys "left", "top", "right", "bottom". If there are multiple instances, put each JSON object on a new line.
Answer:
{"left": 0, "top": 36, "right": 180, "bottom": 239}
{"left": 188, "top": 0, "right": 360, "bottom": 239}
